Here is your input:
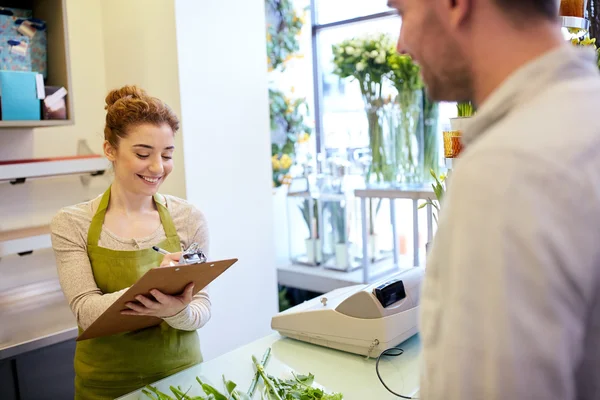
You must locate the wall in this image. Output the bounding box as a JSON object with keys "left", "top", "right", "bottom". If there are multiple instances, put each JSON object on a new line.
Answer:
{"left": 100, "top": 0, "right": 186, "bottom": 199}
{"left": 175, "top": 0, "right": 278, "bottom": 360}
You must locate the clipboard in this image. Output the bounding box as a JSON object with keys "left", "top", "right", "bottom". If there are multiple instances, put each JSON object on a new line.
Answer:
{"left": 76, "top": 258, "right": 238, "bottom": 341}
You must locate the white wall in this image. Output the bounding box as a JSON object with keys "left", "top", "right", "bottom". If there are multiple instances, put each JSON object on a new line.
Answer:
{"left": 175, "top": 0, "right": 278, "bottom": 360}
{"left": 100, "top": 0, "right": 187, "bottom": 199}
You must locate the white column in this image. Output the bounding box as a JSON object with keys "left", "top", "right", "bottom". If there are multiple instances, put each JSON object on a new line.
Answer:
{"left": 175, "top": 0, "right": 277, "bottom": 360}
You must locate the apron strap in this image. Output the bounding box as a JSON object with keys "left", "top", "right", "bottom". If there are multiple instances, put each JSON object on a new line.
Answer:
{"left": 87, "top": 187, "right": 180, "bottom": 246}
{"left": 155, "top": 195, "right": 179, "bottom": 239}
{"left": 87, "top": 187, "right": 111, "bottom": 246}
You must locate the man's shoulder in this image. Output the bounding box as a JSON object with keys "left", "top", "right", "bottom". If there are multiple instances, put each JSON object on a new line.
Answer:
{"left": 471, "top": 82, "right": 600, "bottom": 173}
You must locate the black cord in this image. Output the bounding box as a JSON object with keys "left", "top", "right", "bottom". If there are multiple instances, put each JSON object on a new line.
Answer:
{"left": 375, "top": 347, "right": 419, "bottom": 399}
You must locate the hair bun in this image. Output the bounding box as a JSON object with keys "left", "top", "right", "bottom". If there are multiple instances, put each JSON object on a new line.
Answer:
{"left": 104, "top": 85, "right": 148, "bottom": 110}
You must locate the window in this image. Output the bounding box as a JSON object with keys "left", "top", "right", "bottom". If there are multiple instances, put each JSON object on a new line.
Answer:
{"left": 318, "top": 15, "right": 401, "bottom": 153}
{"left": 310, "top": 1, "right": 457, "bottom": 163}
{"left": 305, "top": 1, "right": 457, "bottom": 266}
{"left": 314, "top": 0, "right": 392, "bottom": 25}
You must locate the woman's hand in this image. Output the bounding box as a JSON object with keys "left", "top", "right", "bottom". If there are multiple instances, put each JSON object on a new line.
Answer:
{"left": 121, "top": 283, "right": 195, "bottom": 318}
{"left": 160, "top": 251, "right": 182, "bottom": 267}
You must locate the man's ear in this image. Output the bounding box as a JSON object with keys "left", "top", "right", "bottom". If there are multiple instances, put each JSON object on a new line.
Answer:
{"left": 103, "top": 140, "right": 117, "bottom": 162}
{"left": 444, "top": 0, "right": 471, "bottom": 28}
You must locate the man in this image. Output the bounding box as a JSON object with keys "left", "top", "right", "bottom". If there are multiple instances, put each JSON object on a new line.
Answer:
{"left": 386, "top": 0, "right": 600, "bottom": 399}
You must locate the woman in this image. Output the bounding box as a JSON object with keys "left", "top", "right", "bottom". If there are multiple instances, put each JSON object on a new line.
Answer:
{"left": 50, "top": 85, "right": 211, "bottom": 399}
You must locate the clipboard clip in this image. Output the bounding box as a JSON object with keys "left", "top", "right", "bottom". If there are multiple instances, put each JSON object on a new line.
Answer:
{"left": 181, "top": 242, "right": 207, "bottom": 264}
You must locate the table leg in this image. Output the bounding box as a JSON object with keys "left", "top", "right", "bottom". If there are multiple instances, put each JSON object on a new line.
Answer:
{"left": 427, "top": 203, "right": 433, "bottom": 243}
{"left": 361, "top": 197, "right": 369, "bottom": 283}
{"left": 390, "top": 198, "right": 398, "bottom": 269}
{"left": 413, "top": 199, "right": 419, "bottom": 267}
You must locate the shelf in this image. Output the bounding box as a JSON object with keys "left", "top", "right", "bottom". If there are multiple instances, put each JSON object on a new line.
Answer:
{"left": 0, "top": 120, "right": 73, "bottom": 128}
{"left": 0, "top": 0, "right": 74, "bottom": 127}
{"left": 277, "top": 257, "right": 416, "bottom": 293}
{"left": 354, "top": 184, "right": 434, "bottom": 200}
{"left": 0, "top": 225, "right": 50, "bottom": 242}
{"left": 0, "top": 154, "right": 109, "bottom": 184}
{"left": 561, "top": 16, "right": 589, "bottom": 31}
{"left": 0, "top": 225, "right": 51, "bottom": 258}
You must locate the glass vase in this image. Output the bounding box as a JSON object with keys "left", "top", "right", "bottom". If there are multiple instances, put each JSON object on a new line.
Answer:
{"left": 389, "top": 89, "right": 424, "bottom": 185}
{"left": 421, "top": 92, "right": 439, "bottom": 182}
{"left": 364, "top": 99, "right": 396, "bottom": 187}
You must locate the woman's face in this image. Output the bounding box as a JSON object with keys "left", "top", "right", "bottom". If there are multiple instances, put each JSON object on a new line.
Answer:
{"left": 104, "top": 123, "right": 175, "bottom": 197}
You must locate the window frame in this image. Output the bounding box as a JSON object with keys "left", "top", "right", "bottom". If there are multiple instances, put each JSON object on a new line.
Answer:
{"left": 309, "top": 0, "right": 398, "bottom": 168}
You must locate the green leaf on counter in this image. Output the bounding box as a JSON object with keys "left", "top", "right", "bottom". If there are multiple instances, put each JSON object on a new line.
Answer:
{"left": 144, "top": 347, "right": 344, "bottom": 400}
{"left": 197, "top": 377, "right": 228, "bottom": 400}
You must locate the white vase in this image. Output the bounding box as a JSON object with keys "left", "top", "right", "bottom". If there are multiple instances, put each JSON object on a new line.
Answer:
{"left": 335, "top": 243, "right": 350, "bottom": 270}
{"left": 368, "top": 234, "right": 379, "bottom": 260}
{"left": 449, "top": 116, "right": 471, "bottom": 132}
{"left": 305, "top": 238, "right": 322, "bottom": 264}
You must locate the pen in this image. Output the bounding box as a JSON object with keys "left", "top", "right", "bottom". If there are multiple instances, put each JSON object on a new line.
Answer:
{"left": 152, "top": 246, "right": 170, "bottom": 256}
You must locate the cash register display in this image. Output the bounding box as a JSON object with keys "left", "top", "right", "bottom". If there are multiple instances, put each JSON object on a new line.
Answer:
{"left": 373, "top": 279, "right": 406, "bottom": 308}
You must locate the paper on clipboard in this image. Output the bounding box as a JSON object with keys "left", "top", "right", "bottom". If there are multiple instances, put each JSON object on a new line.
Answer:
{"left": 76, "top": 257, "right": 238, "bottom": 341}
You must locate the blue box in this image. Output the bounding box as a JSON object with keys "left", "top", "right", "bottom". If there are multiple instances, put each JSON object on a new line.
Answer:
{"left": 0, "top": 15, "right": 46, "bottom": 77}
{"left": 0, "top": 70, "right": 41, "bottom": 120}
{"left": 0, "top": 36, "right": 31, "bottom": 71}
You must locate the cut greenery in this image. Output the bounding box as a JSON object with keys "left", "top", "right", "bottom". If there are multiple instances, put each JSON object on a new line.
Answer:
{"left": 142, "top": 348, "right": 343, "bottom": 400}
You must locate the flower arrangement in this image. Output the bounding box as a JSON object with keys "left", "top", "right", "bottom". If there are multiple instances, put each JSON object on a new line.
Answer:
{"left": 388, "top": 53, "right": 425, "bottom": 183}
{"left": 272, "top": 154, "right": 293, "bottom": 187}
{"left": 269, "top": 88, "right": 312, "bottom": 187}
{"left": 571, "top": 36, "right": 600, "bottom": 69}
{"left": 266, "top": 0, "right": 311, "bottom": 188}
{"left": 332, "top": 34, "right": 397, "bottom": 184}
{"left": 388, "top": 53, "right": 423, "bottom": 93}
{"left": 265, "top": 0, "right": 306, "bottom": 72}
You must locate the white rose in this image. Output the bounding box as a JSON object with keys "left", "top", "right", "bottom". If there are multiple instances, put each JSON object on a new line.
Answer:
{"left": 370, "top": 50, "right": 379, "bottom": 58}
{"left": 336, "top": 47, "right": 344, "bottom": 55}
{"left": 375, "top": 54, "right": 386, "bottom": 64}
{"left": 356, "top": 62, "right": 366, "bottom": 71}
{"left": 345, "top": 46, "right": 355, "bottom": 55}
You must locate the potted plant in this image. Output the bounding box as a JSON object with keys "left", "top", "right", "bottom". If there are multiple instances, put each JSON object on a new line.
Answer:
{"left": 450, "top": 101, "right": 474, "bottom": 132}
{"left": 329, "top": 202, "right": 350, "bottom": 270}
{"left": 418, "top": 169, "right": 447, "bottom": 254}
{"left": 300, "top": 199, "right": 322, "bottom": 264}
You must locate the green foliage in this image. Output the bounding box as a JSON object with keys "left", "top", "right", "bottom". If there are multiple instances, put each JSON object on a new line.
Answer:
{"left": 328, "top": 202, "right": 347, "bottom": 244}
{"left": 299, "top": 199, "right": 319, "bottom": 238}
{"left": 456, "top": 102, "right": 474, "bottom": 117}
{"left": 278, "top": 287, "right": 291, "bottom": 312}
{"left": 418, "top": 169, "right": 447, "bottom": 225}
{"left": 269, "top": 88, "right": 311, "bottom": 157}
{"left": 265, "top": 0, "right": 305, "bottom": 72}
{"left": 388, "top": 53, "right": 423, "bottom": 93}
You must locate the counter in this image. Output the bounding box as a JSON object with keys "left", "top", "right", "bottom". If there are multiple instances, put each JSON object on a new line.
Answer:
{"left": 0, "top": 284, "right": 78, "bottom": 360}
{"left": 118, "top": 333, "right": 422, "bottom": 400}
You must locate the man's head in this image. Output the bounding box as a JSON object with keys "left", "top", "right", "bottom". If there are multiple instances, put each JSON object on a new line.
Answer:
{"left": 388, "top": 0, "right": 560, "bottom": 103}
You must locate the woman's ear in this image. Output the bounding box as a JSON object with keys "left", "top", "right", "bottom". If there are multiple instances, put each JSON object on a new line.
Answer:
{"left": 103, "top": 140, "right": 117, "bottom": 162}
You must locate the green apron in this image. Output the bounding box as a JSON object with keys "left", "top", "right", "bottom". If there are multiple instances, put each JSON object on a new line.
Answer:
{"left": 74, "top": 187, "right": 202, "bottom": 399}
